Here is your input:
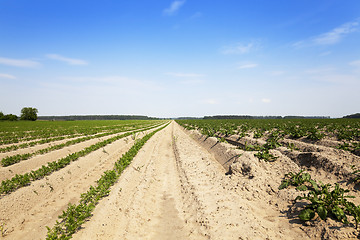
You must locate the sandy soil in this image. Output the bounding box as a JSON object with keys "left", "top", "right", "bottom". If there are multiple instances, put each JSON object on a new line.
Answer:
{"left": 0, "top": 126, "right": 155, "bottom": 182}
{"left": 73, "top": 122, "right": 307, "bottom": 239}
{"left": 1, "top": 121, "right": 360, "bottom": 239}
{"left": 0, "top": 127, "right": 159, "bottom": 239}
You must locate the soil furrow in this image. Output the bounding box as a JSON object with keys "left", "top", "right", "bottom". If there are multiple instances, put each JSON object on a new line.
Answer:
{"left": 0, "top": 130, "right": 153, "bottom": 239}
{"left": 73, "top": 122, "right": 203, "bottom": 239}
{"left": 0, "top": 126, "right": 156, "bottom": 181}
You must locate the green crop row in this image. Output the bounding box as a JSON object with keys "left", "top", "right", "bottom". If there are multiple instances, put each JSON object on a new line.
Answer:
{"left": 0, "top": 120, "right": 161, "bottom": 145}
{"left": 0, "top": 136, "right": 68, "bottom": 153}
{"left": 0, "top": 122, "right": 161, "bottom": 167}
{"left": 176, "top": 119, "right": 360, "bottom": 155}
{"left": 0, "top": 123, "right": 165, "bottom": 195}
{"left": 45, "top": 123, "right": 169, "bottom": 239}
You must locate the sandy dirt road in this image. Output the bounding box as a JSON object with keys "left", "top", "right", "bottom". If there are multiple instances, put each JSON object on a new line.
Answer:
{"left": 73, "top": 121, "right": 305, "bottom": 240}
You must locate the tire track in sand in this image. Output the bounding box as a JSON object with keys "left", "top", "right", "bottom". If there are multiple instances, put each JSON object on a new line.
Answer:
{"left": 73, "top": 122, "right": 206, "bottom": 240}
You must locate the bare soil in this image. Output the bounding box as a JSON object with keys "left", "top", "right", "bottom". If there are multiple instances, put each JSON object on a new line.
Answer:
{"left": 1, "top": 121, "right": 360, "bottom": 239}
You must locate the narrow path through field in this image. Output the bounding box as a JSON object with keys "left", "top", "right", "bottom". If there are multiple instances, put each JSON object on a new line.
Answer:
{"left": 73, "top": 121, "right": 204, "bottom": 239}
{"left": 73, "top": 121, "right": 307, "bottom": 239}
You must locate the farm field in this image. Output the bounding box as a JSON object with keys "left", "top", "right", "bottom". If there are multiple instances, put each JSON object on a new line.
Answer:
{"left": 0, "top": 118, "right": 360, "bottom": 239}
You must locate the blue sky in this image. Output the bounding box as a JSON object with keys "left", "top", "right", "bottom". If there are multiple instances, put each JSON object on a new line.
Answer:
{"left": 0, "top": 0, "right": 359, "bottom": 118}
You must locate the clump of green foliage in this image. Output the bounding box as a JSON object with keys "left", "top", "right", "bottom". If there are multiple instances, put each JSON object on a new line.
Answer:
{"left": 20, "top": 107, "right": 38, "bottom": 121}
{"left": 254, "top": 149, "right": 278, "bottom": 162}
{"left": 279, "top": 170, "right": 318, "bottom": 191}
{"left": 280, "top": 170, "right": 360, "bottom": 228}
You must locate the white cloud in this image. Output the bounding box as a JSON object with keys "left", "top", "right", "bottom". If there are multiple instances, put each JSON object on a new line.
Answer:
{"left": 269, "top": 71, "right": 285, "bottom": 76}
{"left": 179, "top": 79, "right": 204, "bottom": 85}
{"left": 319, "top": 51, "right": 332, "bottom": 56}
{"left": 310, "top": 74, "right": 359, "bottom": 84}
{"left": 165, "top": 72, "right": 205, "bottom": 77}
{"left": 57, "top": 76, "right": 163, "bottom": 91}
{"left": 0, "top": 57, "right": 41, "bottom": 68}
{"left": 237, "top": 63, "right": 258, "bottom": 69}
{"left": 190, "top": 12, "right": 202, "bottom": 19}
{"left": 261, "top": 98, "right": 271, "bottom": 103}
{"left": 305, "top": 67, "right": 335, "bottom": 74}
{"left": 201, "top": 99, "right": 218, "bottom": 105}
{"left": 0, "top": 73, "right": 16, "bottom": 79}
{"left": 46, "top": 54, "right": 88, "bottom": 65}
{"left": 221, "top": 42, "right": 256, "bottom": 55}
{"left": 349, "top": 60, "right": 360, "bottom": 68}
{"left": 163, "top": 1, "right": 186, "bottom": 16}
{"left": 313, "top": 20, "right": 359, "bottom": 45}
{"left": 294, "top": 19, "right": 359, "bottom": 48}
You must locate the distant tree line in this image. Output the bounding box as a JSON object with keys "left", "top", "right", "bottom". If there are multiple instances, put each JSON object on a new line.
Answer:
{"left": 203, "top": 115, "right": 331, "bottom": 120}
{"left": 343, "top": 113, "right": 360, "bottom": 119}
{"left": 0, "top": 112, "right": 18, "bottom": 121}
{"left": 0, "top": 107, "right": 38, "bottom": 121}
{"left": 37, "top": 115, "right": 159, "bottom": 121}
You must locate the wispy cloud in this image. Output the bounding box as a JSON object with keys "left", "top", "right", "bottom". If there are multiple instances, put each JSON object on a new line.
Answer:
{"left": 221, "top": 41, "right": 258, "bottom": 55}
{"left": 294, "top": 19, "right": 359, "bottom": 48}
{"left": 190, "top": 12, "right": 202, "bottom": 19}
{"left": 319, "top": 51, "right": 332, "bottom": 56}
{"left": 314, "top": 20, "right": 359, "bottom": 45}
{"left": 0, "top": 73, "right": 16, "bottom": 79}
{"left": 261, "top": 98, "right": 271, "bottom": 103}
{"left": 237, "top": 63, "right": 258, "bottom": 69}
{"left": 200, "top": 99, "right": 218, "bottom": 105}
{"left": 349, "top": 60, "right": 360, "bottom": 68}
{"left": 46, "top": 54, "right": 88, "bottom": 65}
{"left": 165, "top": 72, "right": 205, "bottom": 77}
{"left": 163, "top": 1, "right": 186, "bottom": 16}
{"left": 0, "top": 57, "right": 41, "bottom": 68}
{"left": 179, "top": 79, "right": 204, "bottom": 85}
{"left": 305, "top": 67, "right": 335, "bottom": 74}
{"left": 269, "top": 71, "right": 285, "bottom": 76}
{"left": 310, "top": 74, "right": 359, "bottom": 85}
{"left": 57, "top": 76, "right": 163, "bottom": 91}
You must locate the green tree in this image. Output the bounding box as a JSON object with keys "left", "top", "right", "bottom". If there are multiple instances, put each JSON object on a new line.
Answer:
{"left": 20, "top": 107, "right": 38, "bottom": 121}
{"left": 0, "top": 112, "right": 4, "bottom": 120}
{"left": 4, "top": 114, "right": 18, "bottom": 121}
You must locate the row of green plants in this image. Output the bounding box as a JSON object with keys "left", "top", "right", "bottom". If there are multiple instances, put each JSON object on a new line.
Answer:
{"left": 0, "top": 135, "right": 69, "bottom": 153}
{"left": 279, "top": 170, "right": 360, "bottom": 229}
{"left": 0, "top": 120, "right": 161, "bottom": 145}
{"left": 0, "top": 123, "right": 165, "bottom": 195}
{"left": 45, "top": 123, "right": 169, "bottom": 239}
{"left": 177, "top": 119, "right": 360, "bottom": 141}
{"left": 337, "top": 142, "right": 360, "bottom": 155}
{"left": 0, "top": 122, "right": 161, "bottom": 167}
{"left": 176, "top": 119, "right": 360, "bottom": 155}
{"left": 241, "top": 133, "right": 282, "bottom": 162}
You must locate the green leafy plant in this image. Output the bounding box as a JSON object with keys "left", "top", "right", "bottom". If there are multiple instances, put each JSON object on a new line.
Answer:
{"left": 279, "top": 170, "right": 318, "bottom": 191}
{"left": 350, "top": 165, "right": 360, "bottom": 183}
{"left": 0, "top": 222, "right": 7, "bottom": 237}
{"left": 287, "top": 142, "right": 299, "bottom": 152}
{"left": 280, "top": 170, "right": 360, "bottom": 229}
{"left": 244, "top": 142, "right": 263, "bottom": 151}
{"left": 295, "top": 183, "right": 356, "bottom": 224}
{"left": 254, "top": 149, "right": 278, "bottom": 162}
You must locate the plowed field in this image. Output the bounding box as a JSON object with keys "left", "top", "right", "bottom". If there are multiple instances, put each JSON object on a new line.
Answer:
{"left": 1, "top": 121, "right": 360, "bottom": 239}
